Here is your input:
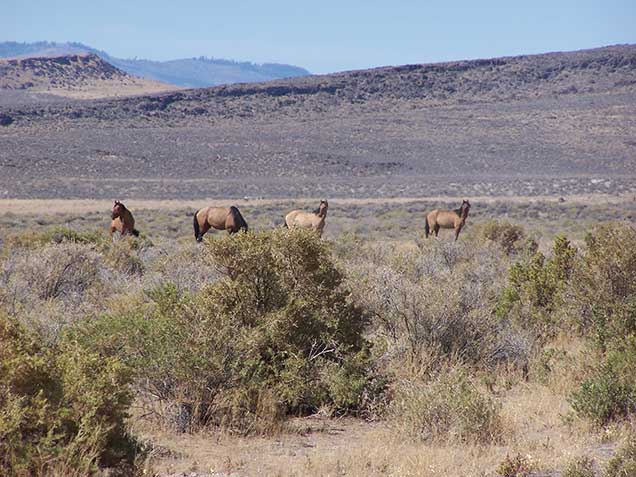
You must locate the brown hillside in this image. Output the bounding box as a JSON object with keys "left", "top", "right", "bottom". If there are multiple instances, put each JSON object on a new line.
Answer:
{"left": 0, "top": 53, "right": 177, "bottom": 99}
{"left": 0, "top": 45, "right": 635, "bottom": 200}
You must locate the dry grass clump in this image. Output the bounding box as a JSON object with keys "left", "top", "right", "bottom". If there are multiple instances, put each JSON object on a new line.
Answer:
{"left": 605, "top": 433, "right": 636, "bottom": 477}
{"left": 389, "top": 364, "right": 503, "bottom": 444}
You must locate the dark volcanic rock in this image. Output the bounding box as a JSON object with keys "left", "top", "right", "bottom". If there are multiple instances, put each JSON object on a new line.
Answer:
{"left": 0, "top": 114, "right": 13, "bottom": 126}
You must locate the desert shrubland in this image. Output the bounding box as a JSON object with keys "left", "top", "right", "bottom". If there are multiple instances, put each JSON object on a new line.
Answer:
{"left": 1, "top": 221, "right": 635, "bottom": 475}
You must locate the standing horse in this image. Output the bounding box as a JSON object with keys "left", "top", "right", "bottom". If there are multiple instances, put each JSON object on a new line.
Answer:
{"left": 193, "top": 206, "right": 248, "bottom": 242}
{"left": 110, "top": 200, "right": 139, "bottom": 237}
{"left": 425, "top": 200, "right": 471, "bottom": 241}
{"left": 284, "top": 199, "right": 329, "bottom": 236}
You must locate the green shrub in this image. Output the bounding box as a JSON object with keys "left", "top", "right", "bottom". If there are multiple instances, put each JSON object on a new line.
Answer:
{"left": 604, "top": 434, "right": 636, "bottom": 477}
{"left": 564, "top": 224, "right": 636, "bottom": 348}
{"left": 0, "top": 310, "right": 136, "bottom": 476}
{"left": 496, "top": 235, "right": 576, "bottom": 334}
{"left": 71, "top": 229, "right": 376, "bottom": 434}
{"left": 569, "top": 337, "right": 636, "bottom": 426}
{"left": 389, "top": 366, "right": 503, "bottom": 443}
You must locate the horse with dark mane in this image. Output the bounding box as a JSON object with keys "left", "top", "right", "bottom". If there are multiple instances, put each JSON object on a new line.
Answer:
{"left": 193, "top": 206, "right": 248, "bottom": 242}
{"left": 284, "top": 199, "right": 329, "bottom": 236}
{"left": 424, "top": 200, "right": 471, "bottom": 241}
{"left": 110, "top": 200, "right": 139, "bottom": 237}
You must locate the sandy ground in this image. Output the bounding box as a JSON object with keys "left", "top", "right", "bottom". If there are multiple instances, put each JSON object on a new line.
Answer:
{"left": 0, "top": 193, "right": 631, "bottom": 215}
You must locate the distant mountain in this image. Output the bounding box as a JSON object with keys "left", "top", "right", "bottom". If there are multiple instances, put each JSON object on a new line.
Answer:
{"left": 0, "top": 41, "right": 311, "bottom": 87}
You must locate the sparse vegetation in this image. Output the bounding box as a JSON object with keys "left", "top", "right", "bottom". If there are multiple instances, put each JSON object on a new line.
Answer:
{"left": 605, "top": 434, "right": 636, "bottom": 477}
{"left": 1, "top": 211, "right": 635, "bottom": 475}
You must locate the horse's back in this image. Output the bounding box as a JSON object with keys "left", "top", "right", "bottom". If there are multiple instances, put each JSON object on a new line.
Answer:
{"left": 426, "top": 209, "right": 439, "bottom": 224}
{"left": 205, "top": 207, "right": 231, "bottom": 230}
{"left": 285, "top": 210, "right": 302, "bottom": 227}
{"left": 435, "top": 210, "right": 461, "bottom": 228}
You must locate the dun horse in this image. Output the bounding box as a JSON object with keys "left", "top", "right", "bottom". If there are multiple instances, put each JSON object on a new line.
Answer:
{"left": 110, "top": 201, "right": 139, "bottom": 237}
{"left": 425, "top": 200, "right": 471, "bottom": 241}
{"left": 284, "top": 199, "right": 329, "bottom": 236}
{"left": 193, "top": 206, "right": 248, "bottom": 242}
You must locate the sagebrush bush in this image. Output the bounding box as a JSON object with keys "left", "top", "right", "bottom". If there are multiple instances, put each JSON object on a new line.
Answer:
{"left": 569, "top": 337, "right": 636, "bottom": 426}
{"left": 496, "top": 234, "right": 576, "bottom": 335}
{"left": 389, "top": 365, "right": 503, "bottom": 444}
{"left": 3, "top": 242, "right": 102, "bottom": 301}
{"left": 1, "top": 226, "right": 107, "bottom": 255}
{"left": 0, "top": 309, "right": 137, "bottom": 476}
{"left": 563, "top": 223, "right": 636, "bottom": 348}
{"left": 71, "top": 229, "right": 376, "bottom": 434}
{"left": 473, "top": 220, "right": 536, "bottom": 255}
{"left": 348, "top": 239, "right": 528, "bottom": 373}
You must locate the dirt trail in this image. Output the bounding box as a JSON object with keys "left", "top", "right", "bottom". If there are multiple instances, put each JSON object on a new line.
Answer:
{"left": 0, "top": 193, "right": 630, "bottom": 215}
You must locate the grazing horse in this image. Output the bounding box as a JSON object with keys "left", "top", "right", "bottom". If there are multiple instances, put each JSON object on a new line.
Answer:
{"left": 110, "top": 200, "right": 139, "bottom": 237}
{"left": 425, "top": 200, "right": 471, "bottom": 241}
{"left": 284, "top": 199, "right": 329, "bottom": 236}
{"left": 193, "top": 206, "right": 248, "bottom": 242}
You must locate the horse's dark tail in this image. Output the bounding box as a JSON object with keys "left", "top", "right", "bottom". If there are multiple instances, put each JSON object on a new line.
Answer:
{"left": 424, "top": 219, "right": 430, "bottom": 238}
{"left": 230, "top": 206, "right": 248, "bottom": 232}
{"left": 132, "top": 229, "right": 140, "bottom": 237}
{"left": 193, "top": 209, "right": 201, "bottom": 241}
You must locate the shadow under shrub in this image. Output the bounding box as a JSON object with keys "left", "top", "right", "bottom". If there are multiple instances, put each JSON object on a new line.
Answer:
{"left": 0, "top": 309, "right": 137, "bottom": 476}
{"left": 71, "top": 229, "right": 376, "bottom": 434}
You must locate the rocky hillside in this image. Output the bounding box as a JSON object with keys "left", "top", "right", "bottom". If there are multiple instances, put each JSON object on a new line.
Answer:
{"left": 0, "top": 45, "right": 634, "bottom": 200}
{"left": 0, "top": 41, "right": 311, "bottom": 87}
{"left": 0, "top": 53, "right": 176, "bottom": 99}
{"left": 4, "top": 44, "right": 635, "bottom": 123}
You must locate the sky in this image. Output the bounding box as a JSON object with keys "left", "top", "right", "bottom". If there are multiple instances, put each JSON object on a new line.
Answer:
{"left": 3, "top": 0, "right": 636, "bottom": 74}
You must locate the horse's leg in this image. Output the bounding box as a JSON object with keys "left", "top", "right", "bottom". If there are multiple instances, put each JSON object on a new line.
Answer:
{"left": 454, "top": 221, "right": 465, "bottom": 241}
{"left": 434, "top": 224, "right": 440, "bottom": 237}
{"left": 198, "top": 222, "right": 211, "bottom": 242}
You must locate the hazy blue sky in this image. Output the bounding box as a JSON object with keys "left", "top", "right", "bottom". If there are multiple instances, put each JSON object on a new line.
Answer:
{"left": 4, "top": 0, "right": 636, "bottom": 73}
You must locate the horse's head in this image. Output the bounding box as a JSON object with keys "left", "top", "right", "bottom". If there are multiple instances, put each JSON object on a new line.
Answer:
{"left": 461, "top": 200, "right": 471, "bottom": 217}
{"left": 111, "top": 200, "right": 124, "bottom": 219}
{"left": 318, "top": 199, "right": 329, "bottom": 217}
